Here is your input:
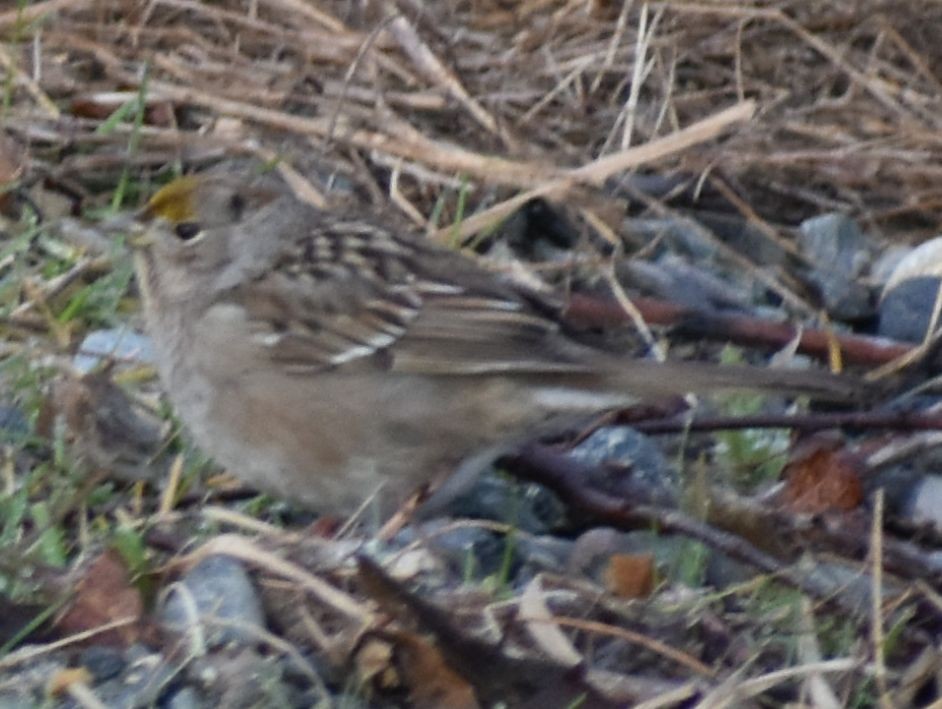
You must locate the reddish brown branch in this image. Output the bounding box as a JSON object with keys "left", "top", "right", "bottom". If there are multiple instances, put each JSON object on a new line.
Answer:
{"left": 564, "top": 293, "right": 912, "bottom": 367}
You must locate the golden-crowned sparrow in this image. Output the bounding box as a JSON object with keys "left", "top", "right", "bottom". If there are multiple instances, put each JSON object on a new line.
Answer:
{"left": 133, "top": 174, "right": 855, "bottom": 513}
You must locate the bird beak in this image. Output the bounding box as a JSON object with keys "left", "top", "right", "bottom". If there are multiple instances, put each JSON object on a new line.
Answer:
{"left": 126, "top": 220, "right": 154, "bottom": 249}
{"left": 127, "top": 231, "right": 153, "bottom": 249}
{"left": 128, "top": 235, "right": 152, "bottom": 249}
{"left": 119, "top": 203, "right": 160, "bottom": 248}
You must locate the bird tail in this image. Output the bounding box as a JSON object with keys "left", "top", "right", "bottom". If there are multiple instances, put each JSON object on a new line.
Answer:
{"left": 531, "top": 359, "right": 859, "bottom": 414}
{"left": 635, "top": 359, "right": 858, "bottom": 400}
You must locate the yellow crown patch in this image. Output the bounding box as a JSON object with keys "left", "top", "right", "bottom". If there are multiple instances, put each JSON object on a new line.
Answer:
{"left": 144, "top": 176, "right": 200, "bottom": 223}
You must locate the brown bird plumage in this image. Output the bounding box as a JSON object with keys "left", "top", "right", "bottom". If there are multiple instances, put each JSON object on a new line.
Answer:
{"left": 133, "top": 175, "right": 855, "bottom": 513}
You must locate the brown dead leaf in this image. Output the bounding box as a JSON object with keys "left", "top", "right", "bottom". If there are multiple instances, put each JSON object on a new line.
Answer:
{"left": 356, "top": 631, "right": 479, "bottom": 709}
{"left": 392, "top": 630, "right": 480, "bottom": 709}
{"left": 54, "top": 549, "right": 143, "bottom": 647}
{"left": 604, "top": 553, "right": 655, "bottom": 598}
{"left": 782, "top": 435, "right": 864, "bottom": 514}
{"left": 69, "top": 96, "right": 176, "bottom": 127}
{"left": 69, "top": 98, "right": 118, "bottom": 121}
{"left": 356, "top": 556, "right": 617, "bottom": 707}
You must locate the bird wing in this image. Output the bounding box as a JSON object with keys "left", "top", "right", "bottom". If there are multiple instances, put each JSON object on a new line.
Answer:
{"left": 234, "top": 217, "right": 595, "bottom": 376}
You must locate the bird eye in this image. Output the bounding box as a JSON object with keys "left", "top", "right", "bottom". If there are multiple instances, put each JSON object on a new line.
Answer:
{"left": 174, "top": 222, "right": 202, "bottom": 241}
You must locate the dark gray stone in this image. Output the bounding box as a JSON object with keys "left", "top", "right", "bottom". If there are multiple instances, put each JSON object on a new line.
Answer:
{"left": 92, "top": 647, "right": 177, "bottom": 709}
{"left": 79, "top": 645, "right": 126, "bottom": 682}
{"left": 514, "top": 535, "right": 574, "bottom": 582}
{"left": 570, "top": 426, "right": 679, "bottom": 506}
{"left": 798, "top": 213, "right": 875, "bottom": 321}
{"left": 878, "top": 276, "right": 942, "bottom": 342}
{"left": 441, "top": 471, "right": 566, "bottom": 534}
{"left": 421, "top": 520, "right": 512, "bottom": 579}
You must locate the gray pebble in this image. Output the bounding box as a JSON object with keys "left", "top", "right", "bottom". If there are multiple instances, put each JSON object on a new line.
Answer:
{"left": 426, "top": 522, "right": 509, "bottom": 576}
{"left": 878, "top": 276, "right": 941, "bottom": 342}
{"left": 73, "top": 328, "right": 154, "bottom": 373}
{"left": 79, "top": 645, "right": 126, "bottom": 682}
{"left": 570, "top": 426, "right": 679, "bottom": 505}
{"left": 441, "top": 471, "right": 566, "bottom": 534}
{"left": 166, "top": 686, "right": 204, "bottom": 709}
{"left": 93, "top": 647, "right": 177, "bottom": 709}
{"left": 0, "top": 692, "right": 35, "bottom": 709}
{"left": 901, "top": 475, "right": 942, "bottom": 531}
{"left": 160, "top": 555, "right": 265, "bottom": 650}
{"left": 798, "top": 213, "right": 875, "bottom": 321}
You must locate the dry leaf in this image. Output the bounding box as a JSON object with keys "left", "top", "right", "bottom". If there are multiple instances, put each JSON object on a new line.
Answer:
{"left": 783, "top": 436, "right": 863, "bottom": 514}
{"left": 604, "top": 553, "right": 655, "bottom": 599}
{"left": 356, "top": 631, "right": 480, "bottom": 709}
{"left": 392, "top": 630, "right": 480, "bottom": 709}
{"left": 54, "top": 549, "right": 143, "bottom": 647}
{"left": 520, "top": 576, "right": 582, "bottom": 667}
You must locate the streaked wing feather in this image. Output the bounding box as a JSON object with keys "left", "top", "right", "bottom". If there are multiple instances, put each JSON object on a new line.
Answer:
{"left": 233, "top": 217, "right": 591, "bottom": 376}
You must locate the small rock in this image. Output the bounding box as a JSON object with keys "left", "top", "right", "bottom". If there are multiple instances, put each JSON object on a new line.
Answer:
{"left": 421, "top": 520, "right": 512, "bottom": 579}
{"left": 0, "top": 693, "right": 33, "bottom": 709}
{"left": 73, "top": 328, "right": 154, "bottom": 374}
{"left": 513, "top": 535, "right": 575, "bottom": 584}
{"left": 901, "top": 474, "right": 942, "bottom": 530}
{"left": 160, "top": 555, "right": 265, "bottom": 649}
{"left": 570, "top": 426, "right": 679, "bottom": 506}
{"left": 798, "top": 213, "right": 875, "bottom": 321}
{"left": 166, "top": 686, "right": 204, "bottom": 709}
{"left": 440, "top": 471, "right": 566, "bottom": 534}
{"left": 79, "top": 645, "right": 126, "bottom": 682}
{"left": 627, "top": 216, "right": 717, "bottom": 262}
{"left": 620, "top": 256, "right": 751, "bottom": 312}
{"left": 628, "top": 212, "right": 790, "bottom": 271}
{"left": 878, "top": 276, "right": 941, "bottom": 342}
{"left": 93, "top": 646, "right": 177, "bottom": 709}
{"left": 866, "top": 464, "right": 923, "bottom": 517}
{"left": 698, "top": 211, "right": 791, "bottom": 268}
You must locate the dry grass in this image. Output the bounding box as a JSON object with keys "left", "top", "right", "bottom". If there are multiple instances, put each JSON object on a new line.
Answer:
{"left": 5, "top": 0, "right": 942, "bottom": 237}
